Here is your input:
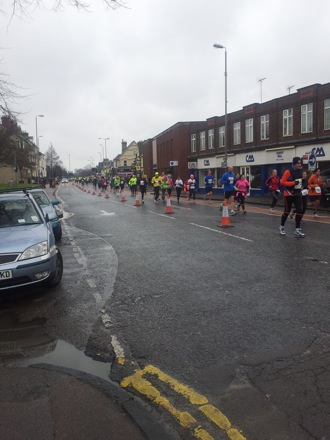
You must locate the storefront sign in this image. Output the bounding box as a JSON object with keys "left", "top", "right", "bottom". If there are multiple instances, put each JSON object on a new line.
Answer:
{"left": 188, "top": 162, "right": 197, "bottom": 169}
{"left": 245, "top": 154, "right": 255, "bottom": 163}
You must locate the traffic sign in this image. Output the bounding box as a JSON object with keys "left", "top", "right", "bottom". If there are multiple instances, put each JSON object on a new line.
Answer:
{"left": 308, "top": 154, "right": 316, "bottom": 168}
{"left": 169, "top": 161, "right": 178, "bottom": 166}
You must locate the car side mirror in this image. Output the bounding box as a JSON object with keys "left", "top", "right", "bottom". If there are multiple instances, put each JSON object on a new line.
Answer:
{"left": 51, "top": 200, "right": 60, "bottom": 206}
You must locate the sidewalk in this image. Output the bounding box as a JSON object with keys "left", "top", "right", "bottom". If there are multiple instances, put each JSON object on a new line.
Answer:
{"left": 0, "top": 365, "right": 151, "bottom": 440}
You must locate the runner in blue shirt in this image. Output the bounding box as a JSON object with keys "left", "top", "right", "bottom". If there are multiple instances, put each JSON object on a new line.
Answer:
{"left": 220, "top": 166, "right": 236, "bottom": 215}
{"left": 204, "top": 169, "right": 215, "bottom": 203}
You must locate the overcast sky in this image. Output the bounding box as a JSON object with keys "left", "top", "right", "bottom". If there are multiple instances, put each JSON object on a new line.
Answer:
{"left": 1, "top": 0, "right": 329, "bottom": 171}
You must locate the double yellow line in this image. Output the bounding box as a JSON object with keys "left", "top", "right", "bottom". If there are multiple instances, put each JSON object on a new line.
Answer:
{"left": 121, "top": 364, "right": 247, "bottom": 440}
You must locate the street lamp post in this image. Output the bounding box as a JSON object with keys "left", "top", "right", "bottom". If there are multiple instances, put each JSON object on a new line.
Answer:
{"left": 213, "top": 44, "right": 227, "bottom": 168}
{"left": 35, "top": 115, "right": 44, "bottom": 181}
{"left": 99, "top": 137, "right": 109, "bottom": 159}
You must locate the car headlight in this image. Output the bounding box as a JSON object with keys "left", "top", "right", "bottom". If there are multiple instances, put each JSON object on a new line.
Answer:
{"left": 19, "top": 241, "right": 48, "bottom": 260}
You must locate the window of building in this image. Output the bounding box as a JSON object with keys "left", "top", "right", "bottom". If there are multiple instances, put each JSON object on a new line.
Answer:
{"left": 301, "top": 103, "right": 313, "bottom": 133}
{"left": 219, "top": 126, "right": 225, "bottom": 147}
{"left": 250, "top": 166, "right": 262, "bottom": 189}
{"left": 208, "top": 129, "right": 214, "bottom": 149}
{"left": 191, "top": 134, "right": 196, "bottom": 152}
{"left": 200, "top": 131, "right": 206, "bottom": 151}
{"left": 245, "top": 118, "right": 253, "bottom": 143}
{"left": 283, "top": 108, "right": 293, "bottom": 136}
{"left": 233, "top": 122, "right": 241, "bottom": 145}
{"left": 324, "top": 99, "right": 330, "bottom": 130}
{"left": 260, "top": 114, "right": 269, "bottom": 140}
{"left": 124, "top": 160, "right": 127, "bottom": 167}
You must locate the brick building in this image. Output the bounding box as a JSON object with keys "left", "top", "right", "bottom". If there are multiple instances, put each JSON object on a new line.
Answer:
{"left": 142, "top": 82, "right": 330, "bottom": 196}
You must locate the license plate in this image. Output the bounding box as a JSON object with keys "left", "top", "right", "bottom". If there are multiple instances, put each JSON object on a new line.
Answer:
{"left": 0, "top": 270, "right": 13, "bottom": 280}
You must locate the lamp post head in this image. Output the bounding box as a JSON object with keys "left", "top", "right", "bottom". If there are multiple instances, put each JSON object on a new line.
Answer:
{"left": 36, "top": 114, "right": 44, "bottom": 118}
{"left": 213, "top": 43, "right": 225, "bottom": 49}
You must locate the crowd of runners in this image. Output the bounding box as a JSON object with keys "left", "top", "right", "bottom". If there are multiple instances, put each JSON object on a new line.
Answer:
{"left": 74, "top": 156, "right": 327, "bottom": 237}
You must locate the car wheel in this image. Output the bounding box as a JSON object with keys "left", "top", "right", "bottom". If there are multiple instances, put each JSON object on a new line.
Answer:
{"left": 46, "top": 250, "right": 63, "bottom": 287}
{"left": 55, "top": 225, "right": 62, "bottom": 241}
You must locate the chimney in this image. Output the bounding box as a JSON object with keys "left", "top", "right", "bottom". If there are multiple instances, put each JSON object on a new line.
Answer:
{"left": 122, "top": 139, "right": 127, "bottom": 152}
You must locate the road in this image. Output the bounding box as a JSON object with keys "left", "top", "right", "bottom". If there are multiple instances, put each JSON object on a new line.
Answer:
{"left": 1, "top": 183, "right": 330, "bottom": 440}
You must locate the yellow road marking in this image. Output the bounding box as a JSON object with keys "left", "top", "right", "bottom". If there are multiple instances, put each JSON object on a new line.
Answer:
{"left": 120, "top": 364, "right": 247, "bottom": 440}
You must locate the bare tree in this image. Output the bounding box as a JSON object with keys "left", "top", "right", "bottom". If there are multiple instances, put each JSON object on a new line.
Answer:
{"left": 1, "top": 0, "right": 129, "bottom": 18}
{"left": 45, "top": 143, "right": 64, "bottom": 178}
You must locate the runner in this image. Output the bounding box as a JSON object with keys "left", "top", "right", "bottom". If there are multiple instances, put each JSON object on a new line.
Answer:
{"left": 204, "top": 169, "right": 215, "bottom": 203}
{"left": 279, "top": 157, "right": 305, "bottom": 237}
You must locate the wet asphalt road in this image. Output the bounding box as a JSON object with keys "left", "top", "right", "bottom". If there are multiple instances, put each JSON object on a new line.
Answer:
{"left": 1, "top": 183, "right": 330, "bottom": 440}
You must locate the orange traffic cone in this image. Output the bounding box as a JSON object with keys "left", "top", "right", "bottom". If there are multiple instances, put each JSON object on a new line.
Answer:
{"left": 88, "top": 189, "right": 91, "bottom": 194}
{"left": 98, "top": 191, "right": 102, "bottom": 197}
{"left": 165, "top": 196, "right": 174, "bottom": 214}
{"left": 120, "top": 192, "right": 127, "bottom": 202}
{"left": 105, "top": 192, "right": 109, "bottom": 199}
{"left": 218, "top": 199, "right": 234, "bottom": 228}
{"left": 92, "top": 190, "right": 96, "bottom": 195}
{"left": 134, "top": 193, "right": 142, "bottom": 206}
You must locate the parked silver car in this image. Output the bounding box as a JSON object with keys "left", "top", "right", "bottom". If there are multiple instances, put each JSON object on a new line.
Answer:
{"left": 28, "top": 188, "right": 63, "bottom": 241}
{"left": 0, "top": 191, "right": 63, "bottom": 292}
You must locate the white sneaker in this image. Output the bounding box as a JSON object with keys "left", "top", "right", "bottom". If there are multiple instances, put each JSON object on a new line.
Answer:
{"left": 313, "top": 213, "right": 319, "bottom": 218}
{"left": 269, "top": 208, "right": 274, "bottom": 213}
{"left": 279, "top": 226, "right": 286, "bottom": 235}
{"left": 230, "top": 210, "right": 237, "bottom": 216}
{"left": 294, "top": 228, "right": 305, "bottom": 237}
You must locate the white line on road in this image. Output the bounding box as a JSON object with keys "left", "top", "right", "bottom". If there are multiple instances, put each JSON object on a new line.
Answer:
{"left": 100, "top": 210, "right": 115, "bottom": 216}
{"left": 147, "top": 210, "right": 176, "bottom": 219}
{"left": 190, "top": 222, "right": 254, "bottom": 242}
{"left": 111, "top": 335, "right": 125, "bottom": 359}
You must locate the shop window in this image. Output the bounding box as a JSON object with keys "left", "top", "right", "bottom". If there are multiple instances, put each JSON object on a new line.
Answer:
{"left": 250, "top": 166, "right": 261, "bottom": 189}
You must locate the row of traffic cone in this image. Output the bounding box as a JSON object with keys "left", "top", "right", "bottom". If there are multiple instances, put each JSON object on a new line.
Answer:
{"left": 76, "top": 184, "right": 232, "bottom": 225}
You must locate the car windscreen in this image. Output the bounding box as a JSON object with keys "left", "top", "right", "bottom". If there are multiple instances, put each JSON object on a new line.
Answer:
{"left": 31, "top": 192, "right": 50, "bottom": 206}
{"left": 0, "top": 199, "right": 42, "bottom": 227}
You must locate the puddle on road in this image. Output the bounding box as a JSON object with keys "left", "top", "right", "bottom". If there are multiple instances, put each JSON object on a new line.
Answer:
{"left": 0, "top": 312, "right": 111, "bottom": 382}
{"left": 24, "top": 339, "right": 112, "bottom": 382}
